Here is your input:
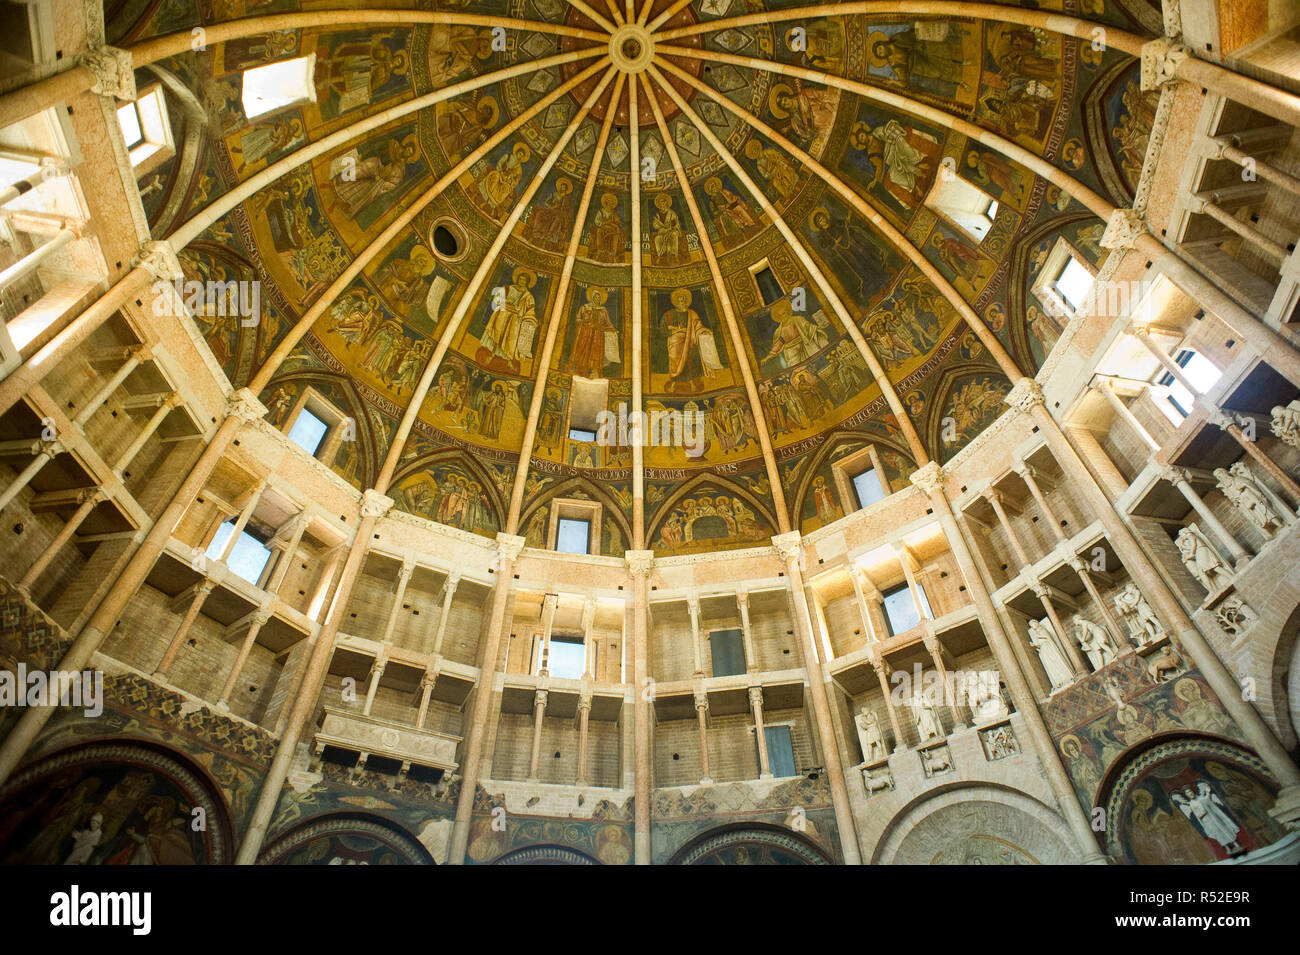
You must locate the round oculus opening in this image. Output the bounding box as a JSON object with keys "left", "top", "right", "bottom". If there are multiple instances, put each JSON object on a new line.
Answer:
{"left": 433, "top": 224, "right": 459, "bottom": 257}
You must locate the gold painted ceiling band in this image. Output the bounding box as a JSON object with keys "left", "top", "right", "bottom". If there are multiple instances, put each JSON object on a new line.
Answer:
{"left": 246, "top": 58, "right": 608, "bottom": 396}
{"left": 130, "top": 11, "right": 611, "bottom": 65}
{"left": 562, "top": 0, "right": 621, "bottom": 34}
{"left": 657, "top": 46, "right": 1116, "bottom": 221}
{"left": 647, "top": 63, "right": 931, "bottom": 466}
{"left": 629, "top": 77, "right": 646, "bottom": 548}
{"left": 505, "top": 72, "right": 627, "bottom": 533}
{"left": 654, "top": 55, "right": 1024, "bottom": 384}
{"left": 173, "top": 46, "right": 605, "bottom": 249}
{"left": 646, "top": 0, "right": 695, "bottom": 34}
{"left": 373, "top": 65, "right": 619, "bottom": 494}
{"left": 641, "top": 71, "right": 791, "bottom": 532}
{"left": 599, "top": 0, "right": 626, "bottom": 28}
{"left": 655, "top": 1, "right": 1147, "bottom": 55}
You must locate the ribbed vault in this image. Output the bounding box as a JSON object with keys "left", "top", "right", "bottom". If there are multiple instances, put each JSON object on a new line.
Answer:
{"left": 112, "top": 0, "right": 1174, "bottom": 553}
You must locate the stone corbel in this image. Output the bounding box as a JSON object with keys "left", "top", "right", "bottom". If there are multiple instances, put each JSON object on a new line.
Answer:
{"left": 226, "top": 388, "right": 268, "bottom": 424}
{"left": 624, "top": 549, "right": 655, "bottom": 578}
{"left": 909, "top": 461, "right": 945, "bottom": 495}
{"left": 361, "top": 489, "right": 395, "bottom": 520}
{"left": 134, "top": 239, "right": 183, "bottom": 284}
{"left": 770, "top": 531, "right": 803, "bottom": 565}
{"left": 1139, "top": 37, "right": 1190, "bottom": 92}
{"left": 80, "top": 45, "right": 135, "bottom": 101}
{"left": 1099, "top": 208, "right": 1149, "bottom": 251}
{"left": 1003, "top": 378, "right": 1046, "bottom": 415}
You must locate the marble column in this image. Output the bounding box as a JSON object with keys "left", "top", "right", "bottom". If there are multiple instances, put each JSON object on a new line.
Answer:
{"left": 694, "top": 688, "right": 712, "bottom": 784}
{"left": 772, "top": 532, "right": 862, "bottom": 864}
{"left": 1066, "top": 556, "right": 1130, "bottom": 652}
{"left": 576, "top": 694, "right": 592, "bottom": 785}
{"left": 218, "top": 609, "right": 271, "bottom": 708}
{"left": 686, "top": 593, "right": 704, "bottom": 676}
{"left": 922, "top": 632, "right": 963, "bottom": 728}
{"left": 1161, "top": 465, "right": 1250, "bottom": 568}
{"left": 736, "top": 588, "right": 757, "bottom": 671}
{"left": 527, "top": 688, "right": 548, "bottom": 781}
{"left": 153, "top": 580, "right": 216, "bottom": 679}
{"left": 429, "top": 570, "right": 461, "bottom": 655}
{"left": 538, "top": 593, "right": 558, "bottom": 676}
{"left": 626, "top": 550, "right": 653, "bottom": 865}
{"left": 362, "top": 653, "right": 387, "bottom": 717}
{"left": 16, "top": 487, "right": 106, "bottom": 596}
{"left": 581, "top": 598, "right": 596, "bottom": 679}
{"left": 749, "top": 686, "right": 772, "bottom": 778}
{"left": 416, "top": 671, "right": 436, "bottom": 729}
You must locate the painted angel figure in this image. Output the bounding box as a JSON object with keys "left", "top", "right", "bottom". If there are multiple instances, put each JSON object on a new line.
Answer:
{"left": 1171, "top": 782, "right": 1245, "bottom": 855}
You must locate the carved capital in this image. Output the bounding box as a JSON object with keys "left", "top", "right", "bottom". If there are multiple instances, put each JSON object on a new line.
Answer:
{"left": 1099, "top": 208, "right": 1149, "bottom": 251}
{"left": 735, "top": 587, "right": 749, "bottom": 610}
{"left": 361, "top": 489, "right": 395, "bottom": 520}
{"left": 694, "top": 688, "right": 709, "bottom": 711}
{"left": 685, "top": 593, "right": 700, "bottom": 619}
{"left": 39, "top": 440, "right": 65, "bottom": 459}
{"left": 909, "top": 461, "right": 946, "bottom": 495}
{"left": 250, "top": 608, "right": 273, "bottom": 628}
{"left": 1003, "top": 377, "right": 1046, "bottom": 414}
{"left": 1203, "top": 407, "right": 1235, "bottom": 431}
{"left": 534, "top": 688, "right": 549, "bottom": 709}
{"left": 748, "top": 686, "right": 764, "bottom": 710}
{"left": 420, "top": 671, "right": 438, "bottom": 691}
{"left": 770, "top": 531, "right": 803, "bottom": 564}
{"left": 577, "top": 695, "right": 593, "bottom": 713}
{"left": 226, "top": 388, "right": 267, "bottom": 423}
{"left": 1160, "top": 465, "right": 1189, "bottom": 486}
{"left": 495, "top": 532, "right": 526, "bottom": 566}
{"left": 625, "top": 549, "right": 655, "bottom": 578}
{"left": 134, "top": 239, "right": 182, "bottom": 283}
{"left": 444, "top": 569, "right": 462, "bottom": 591}
{"left": 396, "top": 562, "right": 415, "bottom": 583}
{"left": 1140, "top": 37, "right": 1190, "bottom": 92}
{"left": 80, "top": 45, "right": 135, "bottom": 100}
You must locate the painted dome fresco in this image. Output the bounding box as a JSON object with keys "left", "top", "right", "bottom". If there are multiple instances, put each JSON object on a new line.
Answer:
{"left": 114, "top": 0, "right": 1162, "bottom": 557}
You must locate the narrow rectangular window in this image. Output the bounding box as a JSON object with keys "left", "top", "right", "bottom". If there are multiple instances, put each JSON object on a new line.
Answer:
{"left": 241, "top": 54, "right": 317, "bottom": 119}
{"left": 755, "top": 266, "right": 783, "bottom": 305}
{"left": 205, "top": 522, "right": 273, "bottom": 585}
{"left": 547, "top": 636, "right": 586, "bottom": 679}
{"left": 287, "top": 409, "right": 330, "bottom": 455}
{"left": 709, "top": 629, "right": 746, "bottom": 677}
{"left": 881, "top": 582, "right": 921, "bottom": 636}
{"left": 852, "top": 468, "right": 885, "bottom": 509}
{"left": 556, "top": 518, "right": 590, "bottom": 554}
{"left": 761, "top": 725, "right": 797, "bottom": 777}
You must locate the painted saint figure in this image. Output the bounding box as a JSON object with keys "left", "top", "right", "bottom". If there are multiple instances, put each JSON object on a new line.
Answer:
{"left": 566, "top": 287, "right": 617, "bottom": 379}
{"left": 480, "top": 269, "right": 537, "bottom": 371}
{"left": 662, "top": 288, "right": 723, "bottom": 392}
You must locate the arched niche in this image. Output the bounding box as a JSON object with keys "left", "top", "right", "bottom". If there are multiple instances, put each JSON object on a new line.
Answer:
{"left": 1100, "top": 734, "right": 1287, "bottom": 865}
{"left": 258, "top": 813, "right": 434, "bottom": 865}
{"left": 873, "top": 784, "right": 1079, "bottom": 865}
{"left": 490, "top": 844, "right": 601, "bottom": 865}
{"left": 0, "top": 739, "right": 234, "bottom": 864}
{"left": 668, "top": 823, "right": 833, "bottom": 865}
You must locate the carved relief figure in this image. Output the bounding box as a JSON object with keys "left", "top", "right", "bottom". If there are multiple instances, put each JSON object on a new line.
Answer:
{"left": 1175, "top": 524, "right": 1232, "bottom": 593}
{"left": 1269, "top": 400, "right": 1300, "bottom": 449}
{"left": 1214, "top": 464, "right": 1287, "bottom": 537}
{"left": 1073, "top": 614, "right": 1115, "bottom": 670}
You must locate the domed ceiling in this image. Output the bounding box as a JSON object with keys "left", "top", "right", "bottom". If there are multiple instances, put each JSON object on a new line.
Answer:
{"left": 112, "top": 0, "right": 1162, "bottom": 557}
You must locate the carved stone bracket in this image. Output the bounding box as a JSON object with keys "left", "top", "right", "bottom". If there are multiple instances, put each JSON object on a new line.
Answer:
{"left": 1099, "top": 208, "right": 1149, "bottom": 251}
{"left": 909, "top": 461, "right": 945, "bottom": 495}
{"left": 80, "top": 45, "right": 135, "bottom": 100}
{"left": 1003, "top": 377, "right": 1045, "bottom": 414}
{"left": 361, "top": 489, "right": 395, "bottom": 520}
{"left": 625, "top": 549, "right": 654, "bottom": 578}
{"left": 1140, "top": 37, "right": 1190, "bottom": 91}
{"left": 226, "top": 388, "right": 268, "bottom": 423}
{"left": 494, "top": 532, "right": 526, "bottom": 568}
{"left": 770, "top": 531, "right": 803, "bottom": 564}
{"left": 134, "top": 239, "right": 182, "bottom": 284}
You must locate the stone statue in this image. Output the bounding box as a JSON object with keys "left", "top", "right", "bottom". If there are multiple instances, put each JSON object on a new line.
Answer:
{"left": 1270, "top": 400, "right": 1300, "bottom": 450}
{"left": 970, "top": 670, "right": 1008, "bottom": 722}
{"left": 855, "top": 707, "right": 888, "bottom": 763}
{"left": 1113, "top": 583, "right": 1165, "bottom": 647}
{"left": 1073, "top": 614, "right": 1115, "bottom": 669}
{"left": 912, "top": 693, "right": 945, "bottom": 743}
{"left": 1175, "top": 524, "right": 1232, "bottom": 593}
{"left": 1027, "top": 617, "right": 1074, "bottom": 691}
{"left": 1214, "top": 464, "right": 1286, "bottom": 537}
